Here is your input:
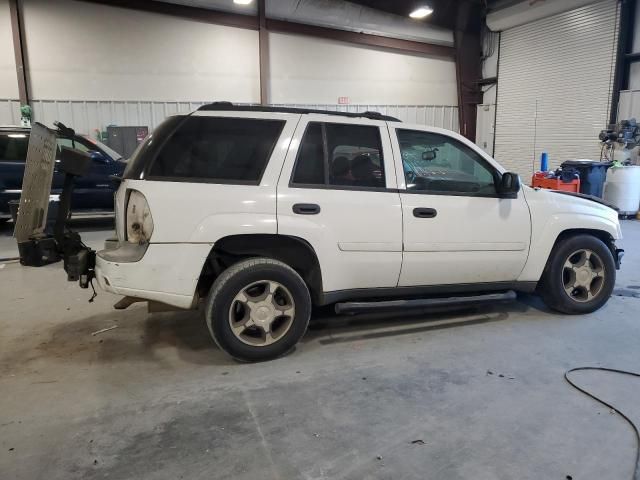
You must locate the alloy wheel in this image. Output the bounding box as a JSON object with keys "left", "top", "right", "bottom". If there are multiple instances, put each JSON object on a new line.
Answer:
{"left": 562, "top": 249, "right": 606, "bottom": 303}
{"left": 228, "top": 280, "right": 296, "bottom": 346}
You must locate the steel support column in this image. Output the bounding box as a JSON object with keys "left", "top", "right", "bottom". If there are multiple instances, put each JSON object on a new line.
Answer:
{"left": 8, "top": 0, "right": 29, "bottom": 105}
{"left": 610, "top": 0, "right": 636, "bottom": 124}
{"left": 454, "top": 2, "right": 483, "bottom": 141}
{"left": 258, "top": 0, "right": 269, "bottom": 105}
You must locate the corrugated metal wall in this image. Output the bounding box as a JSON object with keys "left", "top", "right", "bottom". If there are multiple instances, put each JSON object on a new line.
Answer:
{"left": 0, "top": 99, "right": 458, "bottom": 138}
{"left": 494, "top": 0, "right": 619, "bottom": 177}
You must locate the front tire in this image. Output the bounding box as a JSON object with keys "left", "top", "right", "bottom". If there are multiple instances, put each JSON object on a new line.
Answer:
{"left": 539, "top": 234, "right": 615, "bottom": 314}
{"left": 205, "top": 258, "right": 311, "bottom": 362}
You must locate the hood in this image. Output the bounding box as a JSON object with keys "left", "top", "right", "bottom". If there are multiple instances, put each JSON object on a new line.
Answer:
{"left": 549, "top": 190, "right": 619, "bottom": 211}
{"left": 522, "top": 185, "right": 622, "bottom": 240}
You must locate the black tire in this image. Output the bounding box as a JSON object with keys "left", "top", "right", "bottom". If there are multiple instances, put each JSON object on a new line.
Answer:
{"left": 539, "top": 234, "right": 615, "bottom": 314}
{"left": 205, "top": 257, "right": 311, "bottom": 362}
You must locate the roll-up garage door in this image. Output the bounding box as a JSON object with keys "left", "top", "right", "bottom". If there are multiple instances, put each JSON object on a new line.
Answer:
{"left": 494, "top": 0, "right": 619, "bottom": 178}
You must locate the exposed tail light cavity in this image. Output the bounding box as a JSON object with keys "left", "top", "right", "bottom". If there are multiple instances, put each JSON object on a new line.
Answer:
{"left": 126, "top": 190, "right": 154, "bottom": 244}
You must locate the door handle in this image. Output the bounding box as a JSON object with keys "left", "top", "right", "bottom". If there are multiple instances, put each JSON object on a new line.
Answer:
{"left": 292, "top": 203, "right": 321, "bottom": 215}
{"left": 413, "top": 207, "right": 437, "bottom": 218}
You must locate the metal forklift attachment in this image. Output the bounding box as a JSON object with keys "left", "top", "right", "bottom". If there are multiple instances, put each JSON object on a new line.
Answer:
{"left": 14, "top": 122, "right": 97, "bottom": 289}
{"left": 12, "top": 124, "right": 56, "bottom": 241}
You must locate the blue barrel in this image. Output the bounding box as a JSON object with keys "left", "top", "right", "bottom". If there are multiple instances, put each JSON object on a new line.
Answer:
{"left": 560, "top": 160, "right": 612, "bottom": 198}
{"left": 540, "top": 152, "right": 549, "bottom": 172}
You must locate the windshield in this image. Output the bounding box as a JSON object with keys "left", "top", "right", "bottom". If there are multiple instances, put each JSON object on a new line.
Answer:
{"left": 81, "top": 135, "right": 124, "bottom": 161}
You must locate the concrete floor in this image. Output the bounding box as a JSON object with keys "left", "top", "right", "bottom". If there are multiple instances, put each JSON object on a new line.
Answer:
{"left": 1, "top": 219, "right": 640, "bottom": 480}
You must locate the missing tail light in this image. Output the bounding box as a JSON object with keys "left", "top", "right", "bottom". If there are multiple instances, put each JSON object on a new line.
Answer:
{"left": 126, "top": 190, "right": 154, "bottom": 244}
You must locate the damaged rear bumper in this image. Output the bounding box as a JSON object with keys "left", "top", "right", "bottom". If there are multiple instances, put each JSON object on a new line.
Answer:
{"left": 94, "top": 241, "right": 213, "bottom": 310}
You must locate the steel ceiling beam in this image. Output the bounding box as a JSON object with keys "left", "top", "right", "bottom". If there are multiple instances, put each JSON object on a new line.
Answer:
{"left": 81, "top": 0, "right": 260, "bottom": 30}
{"left": 78, "top": 0, "right": 455, "bottom": 58}
{"left": 265, "top": 18, "right": 455, "bottom": 58}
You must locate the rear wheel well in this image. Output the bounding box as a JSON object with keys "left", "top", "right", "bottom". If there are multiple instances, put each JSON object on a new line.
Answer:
{"left": 197, "top": 234, "right": 323, "bottom": 305}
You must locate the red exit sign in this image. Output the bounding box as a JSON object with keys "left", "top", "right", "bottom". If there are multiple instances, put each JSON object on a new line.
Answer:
{"left": 338, "top": 96, "right": 350, "bottom": 105}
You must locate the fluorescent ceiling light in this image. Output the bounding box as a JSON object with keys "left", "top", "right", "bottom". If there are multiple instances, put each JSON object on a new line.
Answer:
{"left": 8, "top": 134, "right": 26, "bottom": 138}
{"left": 233, "top": 0, "right": 253, "bottom": 5}
{"left": 409, "top": 6, "right": 433, "bottom": 19}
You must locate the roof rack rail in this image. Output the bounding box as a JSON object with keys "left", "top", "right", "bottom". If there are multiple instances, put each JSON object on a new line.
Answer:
{"left": 197, "top": 102, "right": 401, "bottom": 122}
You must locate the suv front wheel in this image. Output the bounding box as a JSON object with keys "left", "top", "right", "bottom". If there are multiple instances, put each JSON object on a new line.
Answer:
{"left": 205, "top": 258, "right": 312, "bottom": 362}
{"left": 539, "top": 234, "right": 616, "bottom": 314}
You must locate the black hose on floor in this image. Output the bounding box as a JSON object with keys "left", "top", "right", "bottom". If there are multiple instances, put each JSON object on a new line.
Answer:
{"left": 565, "top": 367, "right": 640, "bottom": 480}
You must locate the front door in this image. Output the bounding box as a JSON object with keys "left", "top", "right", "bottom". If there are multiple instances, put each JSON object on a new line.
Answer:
{"left": 277, "top": 116, "right": 403, "bottom": 294}
{"left": 390, "top": 127, "right": 531, "bottom": 287}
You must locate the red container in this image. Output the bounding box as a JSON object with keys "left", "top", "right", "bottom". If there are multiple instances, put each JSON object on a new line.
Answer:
{"left": 531, "top": 172, "right": 580, "bottom": 192}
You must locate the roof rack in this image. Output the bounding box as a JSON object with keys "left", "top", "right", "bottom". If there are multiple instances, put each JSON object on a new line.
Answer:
{"left": 197, "top": 102, "right": 401, "bottom": 122}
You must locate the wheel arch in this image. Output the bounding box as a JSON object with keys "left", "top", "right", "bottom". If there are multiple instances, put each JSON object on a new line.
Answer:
{"left": 196, "top": 234, "right": 324, "bottom": 305}
{"left": 518, "top": 224, "right": 618, "bottom": 283}
{"left": 542, "top": 227, "right": 616, "bottom": 274}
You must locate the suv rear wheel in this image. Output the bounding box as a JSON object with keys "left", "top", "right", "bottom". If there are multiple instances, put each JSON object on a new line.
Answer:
{"left": 539, "top": 234, "right": 615, "bottom": 314}
{"left": 205, "top": 258, "right": 311, "bottom": 362}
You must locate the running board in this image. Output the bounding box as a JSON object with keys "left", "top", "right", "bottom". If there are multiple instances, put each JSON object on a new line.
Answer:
{"left": 334, "top": 290, "right": 517, "bottom": 315}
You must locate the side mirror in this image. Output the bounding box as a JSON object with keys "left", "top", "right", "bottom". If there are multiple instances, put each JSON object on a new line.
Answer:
{"left": 497, "top": 172, "right": 521, "bottom": 198}
{"left": 89, "top": 150, "right": 109, "bottom": 163}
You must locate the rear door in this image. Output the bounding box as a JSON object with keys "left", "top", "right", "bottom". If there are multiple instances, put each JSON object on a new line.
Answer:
{"left": 277, "top": 116, "right": 403, "bottom": 295}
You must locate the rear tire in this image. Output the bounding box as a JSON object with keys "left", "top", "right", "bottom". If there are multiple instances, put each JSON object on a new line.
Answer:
{"left": 539, "top": 234, "right": 615, "bottom": 314}
{"left": 205, "top": 258, "right": 311, "bottom": 362}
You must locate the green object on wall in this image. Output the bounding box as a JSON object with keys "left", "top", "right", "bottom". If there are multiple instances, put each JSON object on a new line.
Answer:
{"left": 20, "top": 104, "right": 32, "bottom": 126}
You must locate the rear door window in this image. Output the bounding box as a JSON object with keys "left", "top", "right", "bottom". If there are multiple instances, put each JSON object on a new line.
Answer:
{"left": 0, "top": 133, "right": 29, "bottom": 162}
{"left": 291, "top": 122, "right": 385, "bottom": 189}
{"left": 148, "top": 116, "right": 285, "bottom": 184}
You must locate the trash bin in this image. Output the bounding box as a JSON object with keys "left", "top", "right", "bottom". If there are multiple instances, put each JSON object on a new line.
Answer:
{"left": 560, "top": 160, "right": 612, "bottom": 198}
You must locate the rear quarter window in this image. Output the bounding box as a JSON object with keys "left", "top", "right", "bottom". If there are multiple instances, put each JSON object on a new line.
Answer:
{"left": 147, "top": 117, "right": 285, "bottom": 184}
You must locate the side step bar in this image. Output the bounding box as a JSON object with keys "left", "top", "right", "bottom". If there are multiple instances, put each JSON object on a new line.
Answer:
{"left": 334, "top": 290, "right": 517, "bottom": 315}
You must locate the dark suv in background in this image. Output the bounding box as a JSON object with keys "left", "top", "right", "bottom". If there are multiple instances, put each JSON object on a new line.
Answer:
{"left": 0, "top": 126, "right": 126, "bottom": 222}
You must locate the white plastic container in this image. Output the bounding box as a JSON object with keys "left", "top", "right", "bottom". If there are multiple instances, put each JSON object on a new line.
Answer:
{"left": 603, "top": 166, "right": 640, "bottom": 215}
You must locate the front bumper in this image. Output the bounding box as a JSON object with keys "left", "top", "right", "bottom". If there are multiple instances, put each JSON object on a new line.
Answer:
{"left": 614, "top": 248, "right": 624, "bottom": 270}
{"left": 94, "top": 241, "right": 213, "bottom": 309}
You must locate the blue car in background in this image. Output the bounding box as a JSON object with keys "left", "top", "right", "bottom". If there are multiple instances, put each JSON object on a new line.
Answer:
{"left": 0, "top": 125, "right": 126, "bottom": 223}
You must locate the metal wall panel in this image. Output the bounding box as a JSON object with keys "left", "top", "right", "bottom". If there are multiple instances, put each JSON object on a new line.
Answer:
{"left": 494, "top": 0, "right": 619, "bottom": 178}
{"left": 0, "top": 99, "right": 459, "bottom": 141}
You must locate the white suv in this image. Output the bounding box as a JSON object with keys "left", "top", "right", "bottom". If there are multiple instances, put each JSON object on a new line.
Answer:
{"left": 90, "top": 103, "right": 623, "bottom": 361}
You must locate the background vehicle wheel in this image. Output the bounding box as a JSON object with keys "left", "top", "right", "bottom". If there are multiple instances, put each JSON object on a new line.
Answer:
{"left": 539, "top": 234, "right": 615, "bottom": 314}
{"left": 205, "top": 258, "right": 311, "bottom": 362}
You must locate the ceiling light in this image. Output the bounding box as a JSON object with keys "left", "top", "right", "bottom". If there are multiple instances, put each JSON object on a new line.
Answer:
{"left": 233, "top": 0, "right": 253, "bottom": 5}
{"left": 409, "top": 6, "right": 433, "bottom": 19}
